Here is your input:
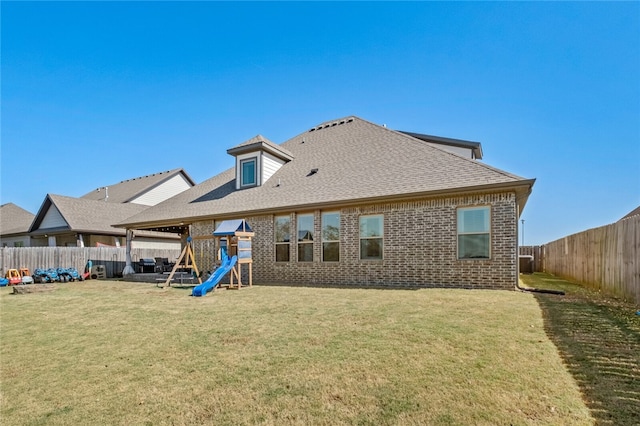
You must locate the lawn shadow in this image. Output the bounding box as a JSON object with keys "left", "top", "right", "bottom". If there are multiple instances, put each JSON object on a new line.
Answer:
{"left": 531, "top": 276, "right": 640, "bottom": 425}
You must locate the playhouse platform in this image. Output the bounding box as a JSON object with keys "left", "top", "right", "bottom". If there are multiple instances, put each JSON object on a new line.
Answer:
{"left": 123, "top": 272, "right": 200, "bottom": 285}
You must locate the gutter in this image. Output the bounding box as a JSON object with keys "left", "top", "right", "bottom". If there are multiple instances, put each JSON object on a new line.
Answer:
{"left": 115, "top": 180, "right": 536, "bottom": 231}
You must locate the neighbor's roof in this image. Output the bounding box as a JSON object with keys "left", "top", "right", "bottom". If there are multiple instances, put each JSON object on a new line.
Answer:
{"left": 29, "top": 194, "right": 149, "bottom": 236}
{"left": 620, "top": 205, "right": 640, "bottom": 221}
{"left": 0, "top": 203, "right": 35, "bottom": 236}
{"left": 117, "top": 116, "right": 535, "bottom": 229}
{"left": 398, "top": 131, "right": 483, "bottom": 159}
{"left": 80, "top": 168, "right": 195, "bottom": 204}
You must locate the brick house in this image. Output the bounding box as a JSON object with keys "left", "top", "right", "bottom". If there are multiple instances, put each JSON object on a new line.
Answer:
{"left": 118, "top": 116, "right": 534, "bottom": 289}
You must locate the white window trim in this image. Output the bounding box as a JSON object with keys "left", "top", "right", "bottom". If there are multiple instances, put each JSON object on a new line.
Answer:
{"left": 240, "top": 157, "right": 258, "bottom": 188}
{"left": 321, "top": 211, "right": 340, "bottom": 262}
{"left": 457, "top": 206, "right": 491, "bottom": 260}
{"left": 297, "top": 213, "right": 314, "bottom": 262}
{"left": 359, "top": 214, "right": 384, "bottom": 261}
{"left": 274, "top": 215, "right": 291, "bottom": 262}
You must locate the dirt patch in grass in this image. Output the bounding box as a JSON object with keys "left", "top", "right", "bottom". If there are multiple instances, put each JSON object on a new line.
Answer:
{"left": 520, "top": 273, "right": 640, "bottom": 425}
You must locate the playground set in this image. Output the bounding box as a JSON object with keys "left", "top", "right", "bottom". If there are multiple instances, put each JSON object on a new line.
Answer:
{"left": 158, "top": 219, "right": 254, "bottom": 297}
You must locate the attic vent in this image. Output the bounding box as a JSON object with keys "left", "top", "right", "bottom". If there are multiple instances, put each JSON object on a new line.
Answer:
{"left": 307, "top": 168, "right": 318, "bottom": 176}
{"left": 312, "top": 118, "right": 354, "bottom": 131}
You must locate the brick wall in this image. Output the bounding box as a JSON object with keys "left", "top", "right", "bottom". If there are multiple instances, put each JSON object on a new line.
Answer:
{"left": 189, "top": 191, "right": 518, "bottom": 289}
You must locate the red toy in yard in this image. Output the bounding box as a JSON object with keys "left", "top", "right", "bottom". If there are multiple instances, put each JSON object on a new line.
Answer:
{"left": 5, "top": 269, "right": 22, "bottom": 285}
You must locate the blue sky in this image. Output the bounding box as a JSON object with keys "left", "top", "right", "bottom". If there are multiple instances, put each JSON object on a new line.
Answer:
{"left": 2, "top": 1, "right": 639, "bottom": 246}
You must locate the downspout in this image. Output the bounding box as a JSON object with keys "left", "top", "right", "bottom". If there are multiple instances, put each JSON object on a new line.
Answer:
{"left": 516, "top": 279, "right": 565, "bottom": 295}
{"left": 122, "top": 229, "right": 135, "bottom": 275}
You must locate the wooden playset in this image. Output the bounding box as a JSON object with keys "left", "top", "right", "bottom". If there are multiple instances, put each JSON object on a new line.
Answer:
{"left": 160, "top": 219, "right": 254, "bottom": 293}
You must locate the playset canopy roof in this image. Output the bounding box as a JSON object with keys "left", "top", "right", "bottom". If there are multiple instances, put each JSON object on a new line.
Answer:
{"left": 213, "top": 219, "right": 253, "bottom": 236}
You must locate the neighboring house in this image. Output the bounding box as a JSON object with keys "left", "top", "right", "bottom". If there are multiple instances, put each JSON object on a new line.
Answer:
{"left": 29, "top": 168, "right": 195, "bottom": 248}
{"left": 79, "top": 168, "right": 194, "bottom": 206}
{"left": 619, "top": 205, "right": 640, "bottom": 221}
{"left": 117, "top": 116, "right": 535, "bottom": 289}
{"left": 0, "top": 203, "right": 36, "bottom": 247}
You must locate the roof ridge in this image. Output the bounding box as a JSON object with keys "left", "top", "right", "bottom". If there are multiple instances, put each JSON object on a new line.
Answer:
{"left": 307, "top": 116, "right": 357, "bottom": 132}
{"left": 117, "top": 168, "right": 181, "bottom": 184}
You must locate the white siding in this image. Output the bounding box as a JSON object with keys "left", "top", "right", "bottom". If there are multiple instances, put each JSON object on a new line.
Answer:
{"left": 262, "top": 152, "right": 286, "bottom": 184}
{"left": 0, "top": 235, "right": 31, "bottom": 247}
{"left": 131, "top": 237, "right": 181, "bottom": 250}
{"left": 425, "top": 142, "right": 473, "bottom": 159}
{"left": 39, "top": 206, "right": 68, "bottom": 229}
{"left": 130, "top": 174, "right": 192, "bottom": 206}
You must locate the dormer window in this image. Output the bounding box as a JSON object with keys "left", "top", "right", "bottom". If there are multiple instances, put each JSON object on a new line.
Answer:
{"left": 227, "top": 135, "right": 294, "bottom": 190}
{"left": 240, "top": 158, "right": 257, "bottom": 187}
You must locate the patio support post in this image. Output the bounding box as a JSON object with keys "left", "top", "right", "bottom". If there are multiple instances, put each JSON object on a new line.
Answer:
{"left": 122, "top": 229, "right": 135, "bottom": 275}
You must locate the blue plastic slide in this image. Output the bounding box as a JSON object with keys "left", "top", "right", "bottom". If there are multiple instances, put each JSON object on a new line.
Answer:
{"left": 192, "top": 255, "right": 237, "bottom": 297}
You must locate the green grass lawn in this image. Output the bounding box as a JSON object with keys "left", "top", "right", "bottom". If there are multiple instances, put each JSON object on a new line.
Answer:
{"left": 520, "top": 273, "right": 640, "bottom": 426}
{"left": 1, "top": 281, "right": 594, "bottom": 425}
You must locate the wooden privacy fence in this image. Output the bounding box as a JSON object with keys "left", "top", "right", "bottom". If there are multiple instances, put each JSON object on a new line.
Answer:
{"left": 519, "top": 245, "right": 544, "bottom": 273}
{"left": 543, "top": 215, "right": 640, "bottom": 304}
{"left": 0, "top": 247, "right": 181, "bottom": 279}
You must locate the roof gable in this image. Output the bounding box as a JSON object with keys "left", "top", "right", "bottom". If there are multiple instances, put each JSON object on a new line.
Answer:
{"left": 30, "top": 194, "right": 148, "bottom": 235}
{"left": 117, "top": 116, "right": 534, "bottom": 229}
{"left": 79, "top": 168, "right": 195, "bottom": 205}
{"left": 227, "top": 135, "right": 294, "bottom": 162}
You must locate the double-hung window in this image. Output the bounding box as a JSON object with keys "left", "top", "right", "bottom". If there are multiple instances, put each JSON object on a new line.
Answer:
{"left": 275, "top": 215, "right": 291, "bottom": 262}
{"left": 297, "top": 214, "right": 314, "bottom": 262}
{"left": 457, "top": 206, "right": 491, "bottom": 259}
{"left": 360, "top": 215, "right": 383, "bottom": 260}
{"left": 240, "top": 158, "right": 257, "bottom": 188}
{"left": 321, "top": 212, "right": 340, "bottom": 262}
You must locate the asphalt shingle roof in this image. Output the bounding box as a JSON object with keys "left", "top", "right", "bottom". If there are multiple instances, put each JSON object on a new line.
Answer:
{"left": 620, "top": 205, "right": 640, "bottom": 221}
{"left": 0, "top": 203, "right": 35, "bottom": 235}
{"left": 30, "top": 195, "right": 149, "bottom": 235}
{"left": 118, "top": 116, "right": 534, "bottom": 229}
{"left": 79, "top": 168, "right": 194, "bottom": 204}
{"left": 227, "top": 135, "right": 295, "bottom": 161}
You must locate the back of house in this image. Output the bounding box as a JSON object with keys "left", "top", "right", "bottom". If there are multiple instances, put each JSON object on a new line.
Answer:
{"left": 117, "top": 116, "right": 534, "bottom": 289}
